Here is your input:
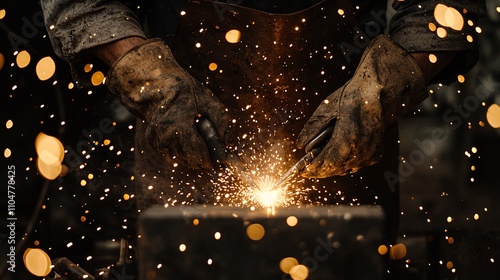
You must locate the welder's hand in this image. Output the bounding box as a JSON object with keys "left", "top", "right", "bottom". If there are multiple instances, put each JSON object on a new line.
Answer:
{"left": 106, "top": 39, "right": 231, "bottom": 169}
{"left": 297, "top": 35, "right": 427, "bottom": 178}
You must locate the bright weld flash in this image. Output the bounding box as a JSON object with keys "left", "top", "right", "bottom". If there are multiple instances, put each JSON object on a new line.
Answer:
{"left": 257, "top": 189, "right": 280, "bottom": 208}
{"left": 254, "top": 176, "right": 285, "bottom": 208}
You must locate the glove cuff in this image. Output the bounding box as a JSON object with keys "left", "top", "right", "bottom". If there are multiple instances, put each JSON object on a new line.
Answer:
{"left": 359, "top": 35, "right": 427, "bottom": 124}
{"left": 105, "top": 38, "right": 177, "bottom": 121}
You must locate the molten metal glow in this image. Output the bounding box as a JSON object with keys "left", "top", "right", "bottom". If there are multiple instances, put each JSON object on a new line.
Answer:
{"left": 254, "top": 176, "right": 285, "bottom": 208}
{"left": 210, "top": 154, "right": 310, "bottom": 208}
{"left": 256, "top": 189, "right": 279, "bottom": 208}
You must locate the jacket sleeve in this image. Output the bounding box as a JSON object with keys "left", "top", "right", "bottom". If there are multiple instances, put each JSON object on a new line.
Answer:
{"left": 389, "top": 0, "right": 486, "bottom": 82}
{"left": 41, "top": 0, "right": 146, "bottom": 62}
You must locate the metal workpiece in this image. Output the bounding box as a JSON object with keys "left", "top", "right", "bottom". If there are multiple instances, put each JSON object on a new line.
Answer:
{"left": 138, "top": 205, "right": 386, "bottom": 280}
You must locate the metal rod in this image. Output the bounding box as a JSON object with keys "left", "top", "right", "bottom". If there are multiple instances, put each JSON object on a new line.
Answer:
{"left": 270, "top": 125, "right": 334, "bottom": 191}
{"left": 197, "top": 118, "right": 259, "bottom": 190}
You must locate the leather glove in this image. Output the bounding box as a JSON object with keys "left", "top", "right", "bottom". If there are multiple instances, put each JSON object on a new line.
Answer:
{"left": 296, "top": 35, "right": 427, "bottom": 178}
{"left": 106, "top": 39, "right": 231, "bottom": 169}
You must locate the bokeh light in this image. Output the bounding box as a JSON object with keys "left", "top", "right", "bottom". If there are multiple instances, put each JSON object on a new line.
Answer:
{"left": 16, "top": 50, "right": 31, "bottom": 68}
{"left": 214, "top": 232, "right": 221, "bottom": 240}
{"left": 389, "top": 243, "right": 407, "bottom": 260}
{"left": 35, "top": 132, "right": 64, "bottom": 164}
{"left": 208, "top": 62, "right": 218, "bottom": 71}
{"left": 36, "top": 56, "right": 56, "bottom": 81}
{"left": 434, "top": 4, "right": 464, "bottom": 31}
{"left": 225, "top": 29, "right": 241, "bottom": 43}
{"left": 36, "top": 157, "right": 62, "bottom": 180}
{"left": 23, "top": 248, "right": 52, "bottom": 277}
{"left": 179, "top": 244, "right": 186, "bottom": 252}
{"left": 428, "top": 54, "right": 438, "bottom": 63}
{"left": 286, "top": 216, "right": 298, "bottom": 227}
{"left": 445, "top": 7, "right": 464, "bottom": 30}
{"left": 289, "top": 264, "right": 309, "bottom": 280}
{"left": 4, "top": 148, "right": 12, "bottom": 158}
{"left": 84, "top": 63, "right": 93, "bottom": 73}
{"left": 280, "top": 257, "right": 299, "bottom": 274}
{"left": 0, "top": 9, "right": 6, "bottom": 19}
{"left": 0, "top": 52, "right": 4, "bottom": 70}
{"left": 428, "top": 22, "right": 437, "bottom": 31}
{"left": 35, "top": 132, "right": 64, "bottom": 180}
{"left": 486, "top": 104, "right": 500, "bottom": 128}
{"left": 434, "top": 4, "right": 448, "bottom": 25}
{"left": 246, "top": 223, "right": 265, "bottom": 241}
{"left": 91, "top": 71, "right": 105, "bottom": 86}
{"left": 436, "top": 27, "right": 448, "bottom": 38}
{"left": 378, "top": 244, "right": 388, "bottom": 255}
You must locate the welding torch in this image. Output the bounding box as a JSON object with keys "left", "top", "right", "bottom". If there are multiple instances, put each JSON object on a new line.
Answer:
{"left": 197, "top": 118, "right": 259, "bottom": 190}
{"left": 270, "top": 125, "right": 334, "bottom": 191}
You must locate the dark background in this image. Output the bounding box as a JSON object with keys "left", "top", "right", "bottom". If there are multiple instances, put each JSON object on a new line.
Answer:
{"left": 1, "top": 1, "right": 500, "bottom": 279}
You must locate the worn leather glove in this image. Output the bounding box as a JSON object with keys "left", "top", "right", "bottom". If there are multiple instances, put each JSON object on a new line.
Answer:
{"left": 297, "top": 35, "right": 427, "bottom": 178}
{"left": 106, "top": 39, "right": 231, "bottom": 169}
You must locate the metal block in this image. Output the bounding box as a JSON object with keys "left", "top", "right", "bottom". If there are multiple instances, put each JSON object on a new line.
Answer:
{"left": 138, "top": 205, "right": 385, "bottom": 280}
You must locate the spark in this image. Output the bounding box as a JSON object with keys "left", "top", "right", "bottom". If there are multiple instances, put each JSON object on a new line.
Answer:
{"left": 238, "top": 175, "right": 295, "bottom": 208}
{"left": 206, "top": 150, "right": 312, "bottom": 208}
{"left": 255, "top": 187, "right": 282, "bottom": 208}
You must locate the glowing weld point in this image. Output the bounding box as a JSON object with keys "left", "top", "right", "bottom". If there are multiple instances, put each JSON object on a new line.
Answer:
{"left": 257, "top": 189, "right": 280, "bottom": 208}
{"left": 254, "top": 176, "right": 286, "bottom": 208}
